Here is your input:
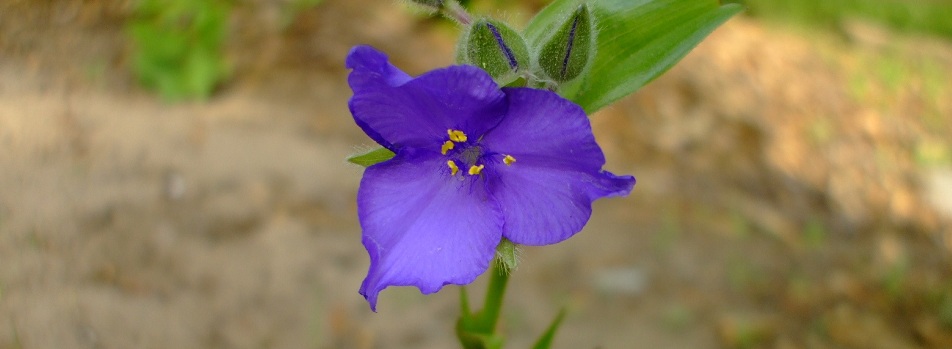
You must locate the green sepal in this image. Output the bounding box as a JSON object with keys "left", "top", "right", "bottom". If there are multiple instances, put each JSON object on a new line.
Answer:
{"left": 538, "top": 4, "right": 593, "bottom": 83}
{"left": 531, "top": 308, "right": 568, "bottom": 349}
{"left": 459, "top": 18, "right": 531, "bottom": 85}
{"left": 503, "top": 76, "right": 528, "bottom": 88}
{"left": 494, "top": 238, "right": 520, "bottom": 273}
{"left": 346, "top": 147, "right": 395, "bottom": 167}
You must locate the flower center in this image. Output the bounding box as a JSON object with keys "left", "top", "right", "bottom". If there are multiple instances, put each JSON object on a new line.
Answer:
{"left": 460, "top": 146, "right": 483, "bottom": 165}
{"left": 441, "top": 129, "right": 516, "bottom": 177}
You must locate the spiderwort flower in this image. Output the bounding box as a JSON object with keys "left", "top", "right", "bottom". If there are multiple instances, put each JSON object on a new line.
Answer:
{"left": 347, "top": 45, "right": 635, "bottom": 311}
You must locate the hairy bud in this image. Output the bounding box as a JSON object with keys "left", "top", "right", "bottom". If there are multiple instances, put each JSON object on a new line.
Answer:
{"left": 538, "top": 4, "right": 593, "bottom": 83}
{"left": 459, "top": 18, "right": 530, "bottom": 83}
{"left": 495, "top": 238, "right": 520, "bottom": 273}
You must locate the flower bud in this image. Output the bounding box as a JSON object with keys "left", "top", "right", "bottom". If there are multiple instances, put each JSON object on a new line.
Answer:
{"left": 460, "top": 18, "right": 530, "bottom": 83}
{"left": 495, "top": 238, "right": 520, "bottom": 273}
{"left": 538, "top": 4, "right": 593, "bottom": 83}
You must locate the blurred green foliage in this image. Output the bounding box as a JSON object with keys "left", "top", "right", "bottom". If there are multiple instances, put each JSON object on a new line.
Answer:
{"left": 939, "top": 292, "right": 952, "bottom": 328}
{"left": 661, "top": 303, "right": 695, "bottom": 332}
{"left": 128, "top": 0, "right": 231, "bottom": 101}
{"left": 728, "top": 0, "right": 952, "bottom": 39}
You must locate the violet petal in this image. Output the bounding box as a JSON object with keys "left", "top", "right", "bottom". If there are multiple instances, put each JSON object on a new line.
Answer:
{"left": 482, "top": 88, "right": 635, "bottom": 245}
{"left": 357, "top": 152, "right": 503, "bottom": 311}
{"left": 347, "top": 46, "right": 506, "bottom": 151}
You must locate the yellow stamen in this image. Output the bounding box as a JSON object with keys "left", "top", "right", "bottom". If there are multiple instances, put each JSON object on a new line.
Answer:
{"left": 468, "top": 164, "right": 484, "bottom": 176}
{"left": 448, "top": 129, "right": 468, "bottom": 143}
{"left": 441, "top": 140, "right": 455, "bottom": 155}
{"left": 503, "top": 155, "right": 516, "bottom": 166}
{"left": 447, "top": 160, "right": 459, "bottom": 176}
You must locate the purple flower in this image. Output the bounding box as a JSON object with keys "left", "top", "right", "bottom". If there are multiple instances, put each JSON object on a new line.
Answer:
{"left": 346, "top": 45, "right": 635, "bottom": 311}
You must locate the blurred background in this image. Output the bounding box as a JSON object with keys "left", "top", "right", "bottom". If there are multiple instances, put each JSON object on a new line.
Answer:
{"left": 1, "top": 0, "right": 952, "bottom": 348}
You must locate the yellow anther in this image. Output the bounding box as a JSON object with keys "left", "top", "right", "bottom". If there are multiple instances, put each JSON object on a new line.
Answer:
{"left": 503, "top": 155, "right": 516, "bottom": 166}
{"left": 441, "top": 140, "right": 455, "bottom": 155}
{"left": 468, "top": 164, "right": 484, "bottom": 176}
{"left": 448, "top": 129, "right": 468, "bottom": 143}
{"left": 447, "top": 160, "right": 459, "bottom": 176}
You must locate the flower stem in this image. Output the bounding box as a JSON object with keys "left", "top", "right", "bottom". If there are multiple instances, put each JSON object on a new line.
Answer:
{"left": 480, "top": 261, "right": 509, "bottom": 330}
{"left": 456, "top": 261, "right": 510, "bottom": 348}
{"left": 442, "top": 0, "right": 472, "bottom": 26}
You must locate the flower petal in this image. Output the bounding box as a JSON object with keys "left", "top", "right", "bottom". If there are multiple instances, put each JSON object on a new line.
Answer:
{"left": 357, "top": 152, "right": 503, "bottom": 311}
{"left": 347, "top": 46, "right": 507, "bottom": 151}
{"left": 481, "top": 88, "right": 635, "bottom": 245}
{"left": 346, "top": 45, "right": 412, "bottom": 91}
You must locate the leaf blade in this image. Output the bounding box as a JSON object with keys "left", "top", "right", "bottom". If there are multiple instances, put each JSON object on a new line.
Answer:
{"left": 526, "top": 0, "right": 743, "bottom": 113}
{"left": 346, "top": 147, "right": 395, "bottom": 167}
{"left": 576, "top": 2, "right": 743, "bottom": 112}
{"left": 531, "top": 308, "right": 568, "bottom": 349}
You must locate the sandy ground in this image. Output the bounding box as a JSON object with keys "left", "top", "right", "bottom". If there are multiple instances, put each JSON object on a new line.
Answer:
{"left": 2, "top": 0, "right": 952, "bottom": 348}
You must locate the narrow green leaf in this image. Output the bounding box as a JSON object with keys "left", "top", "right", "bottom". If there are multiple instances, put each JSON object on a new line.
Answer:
{"left": 531, "top": 308, "right": 568, "bottom": 349}
{"left": 526, "top": 0, "right": 743, "bottom": 113}
{"left": 346, "top": 147, "right": 395, "bottom": 167}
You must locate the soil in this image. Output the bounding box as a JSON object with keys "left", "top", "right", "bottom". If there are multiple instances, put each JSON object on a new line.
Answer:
{"left": 2, "top": 0, "right": 952, "bottom": 348}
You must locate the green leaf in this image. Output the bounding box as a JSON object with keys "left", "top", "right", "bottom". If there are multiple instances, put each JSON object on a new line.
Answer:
{"left": 526, "top": 0, "right": 743, "bottom": 113}
{"left": 532, "top": 308, "right": 568, "bottom": 349}
{"left": 347, "top": 147, "right": 395, "bottom": 167}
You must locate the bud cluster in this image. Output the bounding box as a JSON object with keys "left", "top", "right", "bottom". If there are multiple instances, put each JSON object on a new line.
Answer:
{"left": 458, "top": 4, "right": 593, "bottom": 88}
{"left": 411, "top": 0, "right": 595, "bottom": 89}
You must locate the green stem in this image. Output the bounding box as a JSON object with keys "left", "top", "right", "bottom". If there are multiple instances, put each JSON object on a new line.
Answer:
{"left": 478, "top": 262, "right": 510, "bottom": 330}
{"left": 456, "top": 261, "right": 511, "bottom": 349}
{"left": 442, "top": 0, "right": 472, "bottom": 25}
